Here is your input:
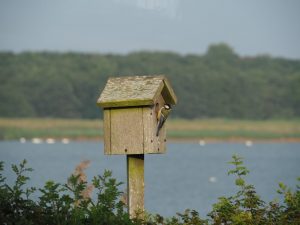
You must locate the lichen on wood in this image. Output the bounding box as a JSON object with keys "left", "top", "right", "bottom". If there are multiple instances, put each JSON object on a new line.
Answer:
{"left": 97, "top": 75, "right": 177, "bottom": 108}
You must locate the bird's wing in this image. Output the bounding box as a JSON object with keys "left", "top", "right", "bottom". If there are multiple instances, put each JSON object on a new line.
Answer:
{"left": 156, "top": 115, "right": 165, "bottom": 136}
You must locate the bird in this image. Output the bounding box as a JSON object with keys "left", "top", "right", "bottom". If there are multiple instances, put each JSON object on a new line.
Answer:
{"left": 156, "top": 104, "right": 172, "bottom": 136}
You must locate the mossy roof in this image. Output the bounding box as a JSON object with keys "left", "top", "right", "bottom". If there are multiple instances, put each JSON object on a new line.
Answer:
{"left": 97, "top": 75, "right": 177, "bottom": 108}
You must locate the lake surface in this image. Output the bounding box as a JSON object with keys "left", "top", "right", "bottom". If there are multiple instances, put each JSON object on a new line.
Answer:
{"left": 0, "top": 141, "right": 299, "bottom": 217}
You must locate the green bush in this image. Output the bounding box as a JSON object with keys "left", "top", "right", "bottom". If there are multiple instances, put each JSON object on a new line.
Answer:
{"left": 0, "top": 156, "right": 299, "bottom": 225}
{"left": 0, "top": 160, "right": 132, "bottom": 225}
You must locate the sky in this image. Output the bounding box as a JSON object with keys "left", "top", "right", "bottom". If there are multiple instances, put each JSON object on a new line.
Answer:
{"left": 0, "top": 0, "right": 300, "bottom": 59}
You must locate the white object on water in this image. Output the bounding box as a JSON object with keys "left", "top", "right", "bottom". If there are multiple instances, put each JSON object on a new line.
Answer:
{"left": 19, "top": 137, "right": 26, "bottom": 143}
{"left": 245, "top": 140, "right": 253, "bottom": 147}
{"left": 61, "top": 138, "right": 70, "bottom": 144}
{"left": 32, "top": 138, "right": 42, "bottom": 144}
{"left": 209, "top": 176, "right": 217, "bottom": 183}
{"left": 46, "top": 138, "right": 55, "bottom": 144}
{"left": 199, "top": 139, "right": 206, "bottom": 146}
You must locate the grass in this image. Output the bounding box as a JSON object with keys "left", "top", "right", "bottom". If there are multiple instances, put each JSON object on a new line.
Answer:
{"left": 0, "top": 118, "right": 103, "bottom": 140}
{"left": 167, "top": 119, "right": 300, "bottom": 140}
{"left": 0, "top": 118, "right": 300, "bottom": 141}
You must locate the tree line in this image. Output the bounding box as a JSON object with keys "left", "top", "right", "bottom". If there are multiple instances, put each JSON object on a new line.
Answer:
{"left": 0, "top": 43, "right": 299, "bottom": 119}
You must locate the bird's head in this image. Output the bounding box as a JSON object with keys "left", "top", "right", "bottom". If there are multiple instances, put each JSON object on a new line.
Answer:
{"left": 164, "top": 104, "right": 171, "bottom": 110}
{"left": 164, "top": 104, "right": 172, "bottom": 111}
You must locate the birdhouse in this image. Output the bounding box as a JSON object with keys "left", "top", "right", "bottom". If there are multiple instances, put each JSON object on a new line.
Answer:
{"left": 97, "top": 75, "right": 177, "bottom": 155}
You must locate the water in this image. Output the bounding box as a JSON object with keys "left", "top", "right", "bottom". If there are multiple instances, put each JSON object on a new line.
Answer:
{"left": 0, "top": 141, "right": 299, "bottom": 217}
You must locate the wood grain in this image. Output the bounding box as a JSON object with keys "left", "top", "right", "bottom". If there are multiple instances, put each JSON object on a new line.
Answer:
{"left": 127, "top": 154, "right": 144, "bottom": 219}
{"left": 103, "top": 109, "right": 111, "bottom": 154}
{"left": 97, "top": 75, "right": 177, "bottom": 108}
{"left": 110, "top": 108, "right": 143, "bottom": 154}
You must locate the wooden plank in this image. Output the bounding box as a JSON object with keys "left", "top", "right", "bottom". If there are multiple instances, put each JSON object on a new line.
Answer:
{"left": 98, "top": 99, "right": 154, "bottom": 109}
{"left": 110, "top": 108, "right": 143, "bottom": 154}
{"left": 103, "top": 109, "right": 111, "bottom": 155}
{"left": 155, "top": 94, "right": 167, "bottom": 153}
{"left": 97, "top": 76, "right": 163, "bottom": 108}
{"left": 158, "top": 119, "right": 167, "bottom": 153}
{"left": 127, "top": 154, "right": 144, "bottom": 219}
{"left": 143, "top": 94, "right": 166, "bottom": 154}
{"left": 143, "top": 106, "right": 155, "bottom": 153}
{"left": 162, "top": 77, "right": 177, "bottom": 105}
{"left": 97, "top": 75, "right": 177, "bottom": 108}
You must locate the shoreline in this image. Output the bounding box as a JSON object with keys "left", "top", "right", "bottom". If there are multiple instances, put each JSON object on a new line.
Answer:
{"left": 4, "top": 136, "right": 300, "bottom": 143}
{"left": 1, "top": 118, "right": 299, "bottom": 143}
{"left": 167, "top": 137, "right": 300, "bottom": 143}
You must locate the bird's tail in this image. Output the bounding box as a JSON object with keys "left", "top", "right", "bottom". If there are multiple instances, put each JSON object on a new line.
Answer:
{"left": 156, "top": 126, "right": 160, "bottom": 136}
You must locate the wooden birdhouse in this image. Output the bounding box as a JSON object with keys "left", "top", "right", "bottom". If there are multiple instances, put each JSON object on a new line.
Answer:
{"left": 97, "top": 75, "right": 177, "bottom": 155}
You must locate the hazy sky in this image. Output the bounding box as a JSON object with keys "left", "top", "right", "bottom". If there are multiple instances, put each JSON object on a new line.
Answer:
{"left": 1, "top": 0, "right": 300, "bottom": 58}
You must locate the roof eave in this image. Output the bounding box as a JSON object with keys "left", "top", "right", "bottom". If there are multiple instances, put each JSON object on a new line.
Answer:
{"left": 97, "top": 99, "right": 155, "bottom": 109}
{"left": 161, "top": 76, "right": 178, "bottom": 105}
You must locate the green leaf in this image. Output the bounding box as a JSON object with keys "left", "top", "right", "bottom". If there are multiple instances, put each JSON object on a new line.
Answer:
{"left": 279, "top": 182, "right": 286, "bottom": 191}
{"left": 235, "top": 178, "right": 245, "bottom": 186}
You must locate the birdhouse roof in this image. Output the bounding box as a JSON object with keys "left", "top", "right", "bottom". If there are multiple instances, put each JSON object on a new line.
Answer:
{"left": 97, "top": 75, "right": 177, "bottom": 108}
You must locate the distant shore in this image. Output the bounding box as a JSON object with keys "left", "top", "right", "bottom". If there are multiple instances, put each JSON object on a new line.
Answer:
{"left": 0, "top": 118, "right": 299, "bottom": 142}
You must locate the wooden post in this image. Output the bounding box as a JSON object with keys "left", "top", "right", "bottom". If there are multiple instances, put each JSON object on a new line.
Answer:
{"left": 127, "top": 154, "right": 144, "bottom": 218}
